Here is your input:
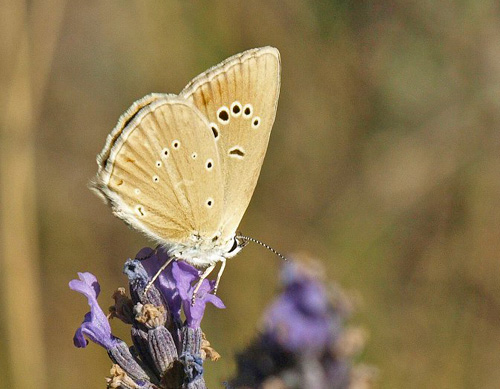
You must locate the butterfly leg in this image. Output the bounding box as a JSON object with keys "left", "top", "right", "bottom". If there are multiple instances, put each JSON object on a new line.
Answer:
{"left": 144, "top": 256, "right": 175, "bottom": 296}
{"left": 192, "top": 263, "right": 216, "bottom": 306}
{"left": 213, "top": 258, "right": 226, "bottom": 295}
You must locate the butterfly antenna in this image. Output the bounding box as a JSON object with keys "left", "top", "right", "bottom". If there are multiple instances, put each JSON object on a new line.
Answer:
{"left": 236, "top": 235, "right": 288, "bottom": 261}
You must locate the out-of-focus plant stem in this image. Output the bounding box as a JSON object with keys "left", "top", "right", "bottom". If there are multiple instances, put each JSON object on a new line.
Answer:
{"left": 0, "top": 1, "right": 65, "bottom": 387}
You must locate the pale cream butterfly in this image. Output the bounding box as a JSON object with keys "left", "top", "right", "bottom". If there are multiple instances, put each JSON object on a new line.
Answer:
{"left": 91, "top": 47, "right": 281, "bottom": 298}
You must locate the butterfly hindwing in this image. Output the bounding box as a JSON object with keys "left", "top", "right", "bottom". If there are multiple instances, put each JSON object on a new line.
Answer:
{"left": 93, "top": 96, "right": 224, "bottom": 246}
{"left": 181, "top": 47, "right": 281, "bottom": 239}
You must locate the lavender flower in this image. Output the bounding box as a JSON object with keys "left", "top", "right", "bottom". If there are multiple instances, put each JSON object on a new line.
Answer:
{"left": 69, "top": 272, "right": 150, "bottom": 384}
{"left": 229, "top": 257, "right": 376, "bottom": 388}
{"left": 172, "top": 261, "right": 225, "bottom": 329}
{"left": 139, "top": 248, "right": 182, "bottom": 321}
{"left": 70, "top": 247, "right": 224, "bottom": 388}
{"left": 70, "top": 272, "right": 117, "bottom": 349}
{"left": 264, "top": 261, "right": 335, "bottom": 355}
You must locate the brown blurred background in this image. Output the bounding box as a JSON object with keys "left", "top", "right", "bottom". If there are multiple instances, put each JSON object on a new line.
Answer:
{"left": 1, "top": 1, "right": 500, "bottom": 388}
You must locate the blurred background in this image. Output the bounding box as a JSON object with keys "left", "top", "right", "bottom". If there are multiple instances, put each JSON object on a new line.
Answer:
{"left": 1, "top": 1, "right": 500, "bottom": 388}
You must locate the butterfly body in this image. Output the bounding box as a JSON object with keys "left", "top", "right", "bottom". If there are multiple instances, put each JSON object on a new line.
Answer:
{"left": 92, "top": 47, "right": 280, "bottom": 269}
{"left": 168, "top": 234, "right": 242, "bottom": 268}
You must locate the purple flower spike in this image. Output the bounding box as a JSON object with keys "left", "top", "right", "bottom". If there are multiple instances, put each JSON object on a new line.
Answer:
{"left": 69, "top": 272, "right": 118, "bottom": 349}
{"left": 135, "top": 248, "right": 226, "bottom": 327}
{"left": 140, "top": 248, "right": 183, "bottom": 320}
{"left": 172, "top": 261, "right": 225, "bottom": 329}
{"left": 264, "top": 262, "right": 333, "bottom": 354}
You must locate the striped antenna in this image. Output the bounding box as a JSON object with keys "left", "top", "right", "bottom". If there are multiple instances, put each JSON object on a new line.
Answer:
{"left": 236, "top": 235, "right": 288, "bottom": 261}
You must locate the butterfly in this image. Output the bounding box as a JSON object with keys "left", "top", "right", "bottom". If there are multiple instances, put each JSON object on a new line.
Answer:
{"left": 91, "top": 47, "right": 281, "bottom": 295}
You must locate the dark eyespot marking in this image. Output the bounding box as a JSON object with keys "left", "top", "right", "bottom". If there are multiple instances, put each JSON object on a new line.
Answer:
{"left": 210, "top": 123, "right": 219, "bottom": 139}
{"left": 153, "top": 175, "right": 159, "bottom": 183}
{"left": 172, "top": 140, "right": 180, "bottom": 149}
{"left": 162, "top": 148, "right": 169, "bottom": 158}
{"left": 156, "top": 161, "right": 162, "bottom": 168}
{"left": 243, "top": 104, "right": 253, "bottom": 118}
{"left": 219, "top": 110, "right": 229, "bottom": 121}
{"left": 252, "top": 117, "right": 261, "bottom": 129}
{"left": 231, "top": 101, "right": 242, "bottom": 117}
{"left": 229, "top": 147, "right": 245, "bottom": 158}
{"left": 217, "top": 106, "right": 230, "bottom": 124}
{"left": 206, "top": 159, "right": 213, "bottom": 170}
{"left": 135, "top": 205, "right": 145, "bottom": 216}
{"left": 206, "top": 198, "right": 214, "bottom": 208}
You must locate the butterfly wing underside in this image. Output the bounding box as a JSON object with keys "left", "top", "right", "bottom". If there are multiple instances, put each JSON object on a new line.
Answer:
{"left": 181, "top": 46, "right": 281, "bottom": 239}
{"left": 92, "top": 96, "right": 224, "bottom": 246}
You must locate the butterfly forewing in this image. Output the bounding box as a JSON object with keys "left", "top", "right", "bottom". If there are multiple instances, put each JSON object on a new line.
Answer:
{"left": 96, "top": 93, "right": 168, "bottom": 172}
{"left": 93, "top": 97, "right": 224, "bottom": 246}
{"left": 181, "top": 47, "right": 281, "bottom": 239}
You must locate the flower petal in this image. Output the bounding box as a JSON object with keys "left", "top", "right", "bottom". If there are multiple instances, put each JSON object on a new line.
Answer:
{"left": 139, "top": 248, "right": 187, "bottom": 320}
{"left": 203, "top": 293, "right": 226, "bottom": 310}
{"left": 69, "top": 272, "right": 117, "bottom": 349}
{"left": 171, "top": 261, "right": 199, "bottom": 301}
{"left": 69, "top": 272, "right": 100, "bottom": 299}
{"left": 172, "top": 265, "right": 226, "bottom": 328}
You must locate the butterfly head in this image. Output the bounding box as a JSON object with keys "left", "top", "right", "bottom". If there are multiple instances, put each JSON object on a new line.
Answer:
{"left": 229, "top": 234, "right": 250, "bottom": 256}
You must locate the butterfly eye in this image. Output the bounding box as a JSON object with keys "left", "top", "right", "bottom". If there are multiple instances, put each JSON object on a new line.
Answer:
{"left": 230, "top": 101, "right": 242, "bottom": 117}
{"left": 217, "top": 106, "right": 230, "bottom": 124}
{"left": 251, "top": 117, "right": 261, "bottom": 129}
{"left": 228, "top": 238, "right": 239, "bottom": 253}
{"left": 242, "top": 104, "right": 253, "bottom": 118}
